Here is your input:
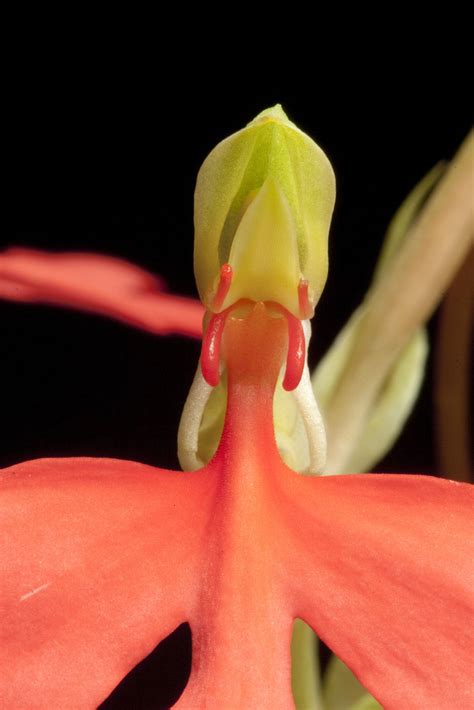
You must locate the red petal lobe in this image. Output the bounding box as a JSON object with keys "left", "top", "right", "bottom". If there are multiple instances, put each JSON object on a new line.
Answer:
{"left": 0, "top": 457, "right": 212, "bottom": 707}
{"left": 287, "top": 473, "right": 474, "bottom": 709}
{"left": 0, "top": 248, "right": 203, "bottom": 337}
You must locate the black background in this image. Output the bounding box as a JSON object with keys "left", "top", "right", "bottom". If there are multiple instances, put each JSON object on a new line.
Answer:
{"left": 2, "top": 38, "right": 472, "bottom": 707}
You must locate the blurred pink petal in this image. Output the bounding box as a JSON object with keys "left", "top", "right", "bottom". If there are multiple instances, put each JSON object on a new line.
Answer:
{"left": 0, "top": 247, "right": 203, "bottom": 337}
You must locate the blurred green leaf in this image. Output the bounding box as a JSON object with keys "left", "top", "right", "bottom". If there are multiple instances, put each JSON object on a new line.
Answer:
{"left": 312, "top": 165, "right": 442, "bottom": 474}
{"left": 291, "top": 619, "right": 323, "bottom": 710}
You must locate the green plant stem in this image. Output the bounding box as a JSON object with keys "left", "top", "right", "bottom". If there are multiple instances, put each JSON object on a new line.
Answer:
{"left": 291, "top": 619, "right": 324, "bottom": 710}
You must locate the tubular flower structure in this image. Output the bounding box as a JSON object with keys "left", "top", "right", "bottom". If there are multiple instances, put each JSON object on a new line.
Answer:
{"left": 1, "top": 107, "right": 473, "bottom": 709}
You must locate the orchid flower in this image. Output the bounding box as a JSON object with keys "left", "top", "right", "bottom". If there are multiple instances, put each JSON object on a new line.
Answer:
{"left": 1, "top": 106, "right": 473, "bottom": 710}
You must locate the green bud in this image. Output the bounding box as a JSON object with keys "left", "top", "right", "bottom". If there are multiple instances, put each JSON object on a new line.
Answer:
{"left": 194, "top": 104, "right": 335, "bottom": 317}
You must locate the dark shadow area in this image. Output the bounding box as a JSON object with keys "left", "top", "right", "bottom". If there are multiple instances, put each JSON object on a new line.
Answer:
{"left": 98, "top": 623, "right": 192, "bottom": 710}
{"left": 319, "top": 637, "right": 332, "bottom": 673}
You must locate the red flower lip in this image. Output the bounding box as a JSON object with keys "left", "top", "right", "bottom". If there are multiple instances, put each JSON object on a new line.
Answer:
{"left": 1, "top": 303, "right": 473, "bottom": 708}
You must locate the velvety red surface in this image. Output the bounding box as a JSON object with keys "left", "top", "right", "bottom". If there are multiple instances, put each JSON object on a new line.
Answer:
{"left": 1, "top": 305, "right": 473, "bottom": 708}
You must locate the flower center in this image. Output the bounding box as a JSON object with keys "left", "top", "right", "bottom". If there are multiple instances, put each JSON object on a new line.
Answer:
{"left": 200, "top": 297, "right": 306, "bottom": 392}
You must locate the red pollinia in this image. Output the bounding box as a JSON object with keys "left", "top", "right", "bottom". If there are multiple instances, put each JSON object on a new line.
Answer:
{"left": 1, "top": 107, "right": 473, "bottom": 709}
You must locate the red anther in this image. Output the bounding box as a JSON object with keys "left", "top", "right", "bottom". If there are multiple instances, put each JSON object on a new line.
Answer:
{"left": 298, "top": 278, "right": 312, "bottom": 319}
{"left": 212, "top": 263, "right": 233, "bottom": 311}
{"left": 283, "top": 311, "right": 306, "bottom": 391}
{"left": 201, "top": 309, "right": 229, "bottom": 387}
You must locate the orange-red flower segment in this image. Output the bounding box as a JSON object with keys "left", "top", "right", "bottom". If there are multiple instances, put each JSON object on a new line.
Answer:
{"left": 0, "top": 247, "right": 203, "bottom": 338}
{"left": 1, "top": 304, "right": 473, "bottom": 708}
{"left": 1, "top": 106, "right": 473, "bottom": 708}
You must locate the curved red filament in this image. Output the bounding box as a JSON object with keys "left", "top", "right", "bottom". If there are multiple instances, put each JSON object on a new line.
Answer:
{"left": 283, "top": 311, "right": 306, "bottom": 391}
{"left": 202, "top": 297, "right": 306, "bottom": 391}
{"left": 212, "top": 263, "right": 233, "bottom": 311}
{"left": 201, "top": 310, "right": 230, "bottom": 386}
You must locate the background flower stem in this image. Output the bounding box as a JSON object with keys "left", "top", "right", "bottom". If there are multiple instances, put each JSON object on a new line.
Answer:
{"left": 291, "top": 619, "right": 323, "bottom": 710}
{"left": 435, "top": 246, "right": 473, "bottom": 481}
{"left": 323, "top": 132, "right": 474, "bottom": 474}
